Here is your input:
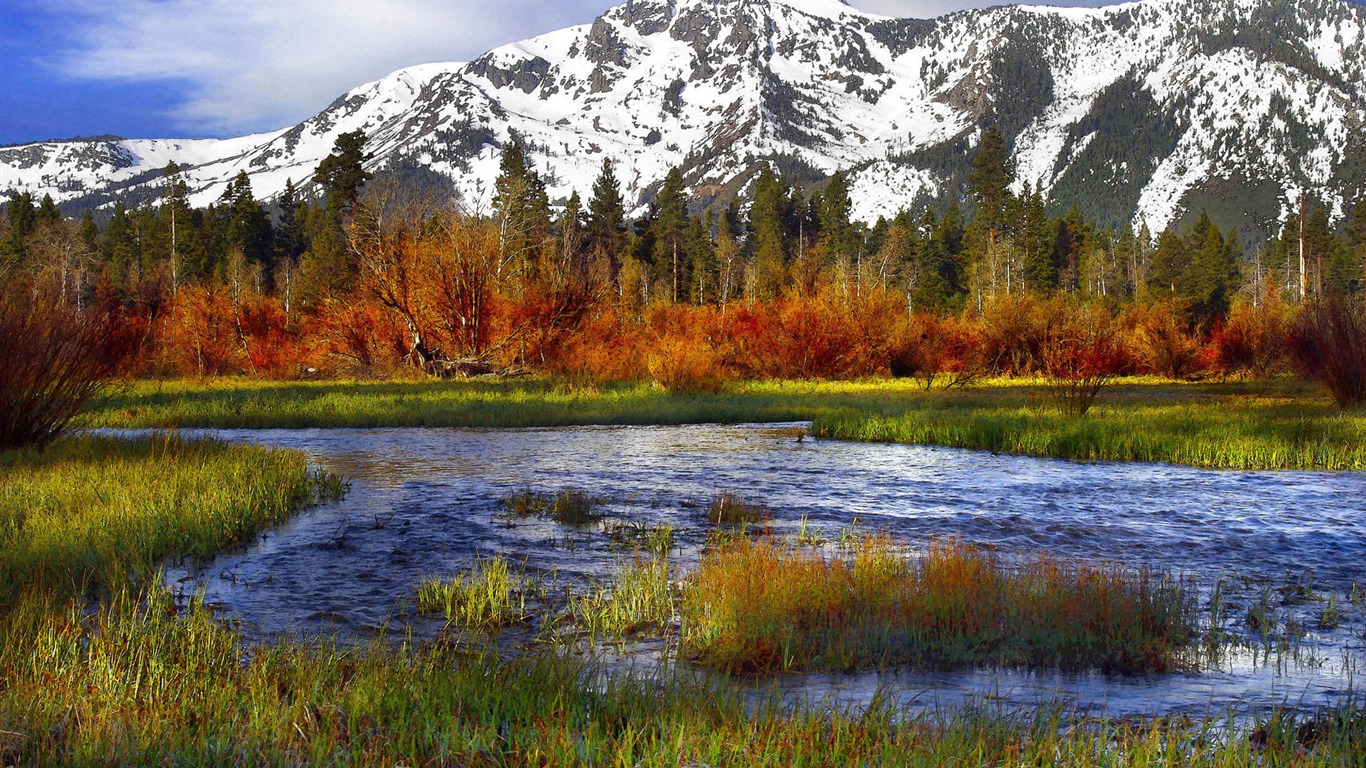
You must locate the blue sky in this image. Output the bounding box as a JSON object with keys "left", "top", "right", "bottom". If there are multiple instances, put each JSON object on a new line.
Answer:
{"left": 0, "top": 0, "right": 1351, "bottom": 146}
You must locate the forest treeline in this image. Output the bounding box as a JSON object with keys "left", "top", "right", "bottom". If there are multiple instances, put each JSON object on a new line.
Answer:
{"left": 2, "top": 127, "right": 1364, "bottom": 389}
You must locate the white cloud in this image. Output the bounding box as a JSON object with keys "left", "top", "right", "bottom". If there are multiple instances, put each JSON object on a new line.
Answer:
{"left": 45, "top": 0, "right": 605, "bottom": 135}
{"left": 42, "top": 0, "right": 1112, "bottom": 136}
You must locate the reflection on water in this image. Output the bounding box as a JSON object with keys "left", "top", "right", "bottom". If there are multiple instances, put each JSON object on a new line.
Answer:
{"left": 157, "top": 424, "right": 1366, "bottom": 719}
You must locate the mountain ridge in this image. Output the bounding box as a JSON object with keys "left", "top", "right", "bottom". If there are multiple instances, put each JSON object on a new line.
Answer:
{"left": 1, "top": 0, "right": 1362, "bottom": 239}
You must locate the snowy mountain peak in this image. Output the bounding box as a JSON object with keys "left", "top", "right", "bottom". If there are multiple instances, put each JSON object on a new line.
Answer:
{"left": 2, "top": 0, "right": 1363, "bottom": 239}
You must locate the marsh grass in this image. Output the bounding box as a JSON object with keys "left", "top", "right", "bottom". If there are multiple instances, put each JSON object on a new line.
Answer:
{"left": 570, "top": 557, "right": 674, "bottom": 638}
{"left": 817, "top": 391, "right": 1366, "bottom": 470}
{"left": 603, "top": 520, "right": 675, "bottom": 558}
{"left": 0, "top": 435, "right": 336, "bottom": 605}
{"left": 415, "top": 555, "right": 535, "bottom": 628}
{"left": 502, "top": 488, "right": 602, "bottom": 525}
{"left": 706, "top": 492, "right": 770, "bottom": 527}
{"left": 5, "top": 584, "right": 1361, "bottom": 767}
{"left": 680, "top": 536, "right": 1196, "bottom": 675}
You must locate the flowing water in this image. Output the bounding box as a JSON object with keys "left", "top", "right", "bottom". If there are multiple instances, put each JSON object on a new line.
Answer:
{"left": 158, "top": 423, "right": 1366, "bottom": 719}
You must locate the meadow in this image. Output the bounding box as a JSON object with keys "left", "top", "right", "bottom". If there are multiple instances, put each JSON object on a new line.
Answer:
{"left": 85, "top": 375, "right": 1366, "bottom": 470}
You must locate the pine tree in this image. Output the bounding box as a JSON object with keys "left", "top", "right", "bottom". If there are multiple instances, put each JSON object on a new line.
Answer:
{"left": 3, "top": 191, "right": 36, "bottom": 265}
{"left": 162, "top": 162, "right": 189, "bottom": 295}
{"left": 492, "top": 142, "right": 552, "bottom": 284}
{"left": 818, "top": 171, "right": 857, "bottom": 291}
{"left": 1148, "top": 228, "right": 1186, "bottom": 296}
{"left": 1019, "top": 184, "right": 1057, "bottom": 293}
{"left": 1182, "top": 215, "right": 1239, "bottom": 323}
{"left": 967, "top": 124, "right": 1015, "bottom": 250}
{"left": 219, "top": 171, "right": 274, "bottom": 292}
{"left": 313, "top": 130, "right": 373, "bottom": 215}
{"left": 36, "top": 195, "right": 61, "bottom": 224}
{"left": 557, "top": 190, "right": 587, "bottom": 283}
{"left": 274, "top": 179, "right": 308, "bottom": 315}
{"left": 1054, "top": 206, "right": 1090, "bottom": 292}
{"left": 650, "top": 167, "right": 689, "bottom": 303}
{"left": 747, "top": 167, "right": 789, "bottom": 300}
{"left": 586, "top": 158, "right": 626, "bottom": 280}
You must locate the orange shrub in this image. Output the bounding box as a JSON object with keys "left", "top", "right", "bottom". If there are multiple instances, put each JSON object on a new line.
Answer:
{"left": 890, "top": 312, "right": 988, "bottom": 388}
{"left": 1211, "top": 299, "right": 1291, "bottom": 379}
{"left": 1121, "top": 300, "right": 1206, "bottom": 379}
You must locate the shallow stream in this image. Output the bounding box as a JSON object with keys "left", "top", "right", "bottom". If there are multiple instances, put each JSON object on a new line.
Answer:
{"left": 159, "top": 423, "right": 1366, "bottom": 720}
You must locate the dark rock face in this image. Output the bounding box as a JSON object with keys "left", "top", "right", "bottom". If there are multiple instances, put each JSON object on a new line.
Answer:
{"left": 470, "top": 54, "right": 553, "bottom": 94}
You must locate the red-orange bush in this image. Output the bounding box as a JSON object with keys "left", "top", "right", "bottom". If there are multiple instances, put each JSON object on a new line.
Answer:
{"left": 1288, "top": 298, "right": 1366, "bottom": 408}
{"left": 1041, "top": 301, "right": 1127, "bottom": 416}
{"left": 1210, "top": 300, "right": 1291, "bottom": 379}
{"left": 0, "top": 284, "right": 135, "bottom": 449}
{"left": 890, "top": 312, "right": 988, "bottom": 388}
{"left": 1122, "top": 300, "right": 1206, "bottom": 379}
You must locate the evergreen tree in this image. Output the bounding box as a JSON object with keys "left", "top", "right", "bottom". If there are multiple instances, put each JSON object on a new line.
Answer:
{"left": 1181, "top": 214, "right": 1239, "bottom": 323}
{"left": 1148, "top": 227, "right": 1187, "bottom": 296}
{"left": 586, "top": 158, "right": 626, "bottom": 276}
{"left": 967, "top": 124, "right": 1015, "bottom": 260}
{"left": 219, "top": 171, "right": 274, "bottom": 291}
{"left": 818, "top": 171, "right": 856, "bottom": 270}
{"left": 747, "top": 166, "right": 789, "bottom": 300}
{"left": 313, "top": 130, "right": 373, "bottom": 215}
{"left": 492, "top": 142, "right": 552, "bottom": 283}
{"left": 103, "top": 204, "right": 140, "bottom": 287}
{"left": 3, "top": 191, "right": 36, "bottom": 265}
{"left": 162, "top": 162, "right": 190, "bottom": 295}
{"left": 650, "top": 167, "right": 689, "bottom": 303}
{"left": 36, "top": 194, "right": 61, "bottom": 224}
{"left": 1019, "top": 184, "right": 1058, "bottom": 293}
{"left": 556, "top": 190, "right": 587, "bottom": 282}
{"left": 687, "top": 214, "right": 714, "bottom": 305}
{"left": 1053, "top": 206, "right": 1090, "bottom": 292}
{"left": 274, "top": 179, "right": 308, "bottom": 315}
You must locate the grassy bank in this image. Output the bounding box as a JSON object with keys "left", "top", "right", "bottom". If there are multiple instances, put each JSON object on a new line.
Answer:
{"left": 1, "top": 437, "right": 1363, "bottom": 764}
{"left": 85, "top": 376, "right": 1366, "bottom": 470}
{"left": 815, "top": 390, "right": 1366, "bottom": 470}
{"left": 0, "top": 436, "right": 338, "bottom": 605}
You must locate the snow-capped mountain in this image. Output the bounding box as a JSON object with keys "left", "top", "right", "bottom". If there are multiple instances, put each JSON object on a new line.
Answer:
{"left": 2, "top": 0, "right": 1363, "bottom": 236}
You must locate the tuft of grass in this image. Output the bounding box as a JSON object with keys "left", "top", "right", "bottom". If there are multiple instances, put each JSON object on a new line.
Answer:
{"left": 680, "top": 536, "right": 1197, "bottom": 675}
{"left": 570, "top": 557, "right": 674, "bottom": 638}
{"left": 706, "top": 492, "right": 769, "bottom": 527}
{"left": 415, "top": 555, "right": 531, "bottom": 629}
{"left": 502, "top": 488, "right": 601, "bottom": 526}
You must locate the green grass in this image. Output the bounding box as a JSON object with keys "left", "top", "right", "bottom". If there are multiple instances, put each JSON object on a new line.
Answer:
{"left": 84, "top": 376, "right": 1366, "bottom": 470}
{"left": 5, "top": 587, "right": 1362, "bottom": 766}
{"left": 415, "top": 555, "right": 534, "bottom": 629}
{"left": 569, "top": 556, "right": 675, "bottom": 637}
{"left": 1, "top": 435, "right": 1364, "bottom": 764}
{"left": 0, "top": 435, "right": 338, "bottom": 605}
{"left": 818, "top": 394, "right": 1366, "bottom": 470}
